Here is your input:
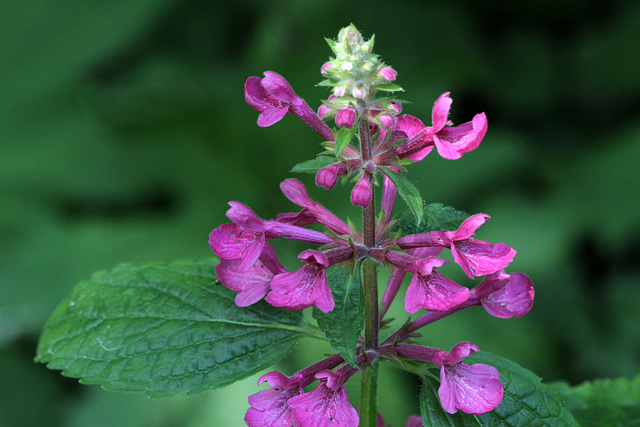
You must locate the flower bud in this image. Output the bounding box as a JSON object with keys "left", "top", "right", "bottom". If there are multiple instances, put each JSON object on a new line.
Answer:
{"left": 379, "top": 66, "right": 397, "bottom": 81}
{"left": 351, "top": 177, "right": 372, "bottom": 207}
{"left": 335, "top": 106, "right": 356, "bottom": 128}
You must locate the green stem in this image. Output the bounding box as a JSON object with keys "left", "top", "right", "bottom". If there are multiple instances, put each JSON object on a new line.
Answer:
{"left": 359, "top": 361, "right": 378, "bottom": 427}
{"left": 357, "top": 101, "right": 379, "bottom": 427}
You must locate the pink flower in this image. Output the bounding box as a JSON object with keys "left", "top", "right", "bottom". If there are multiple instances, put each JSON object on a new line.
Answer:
{"left": 437, "top": 343, "right": 503, "bottom": 415}
{"left": 446, "top": 215, "right": 516, "bottom": 279}
{"left": 245, "top": 372, "right": 303, "bottom": 427}
{"left": 209, "top": 222, "right": 265, "bottom": 270}
{"left": 396, "top": 214, "right": 516, "bottom": 279}
{"left": 429, "top": 92, "right": 488, "bottom": 160}
{"left": 393, "top": 343, "right": 503, "bottom": 415}
{"left": 404, "top": 257, "right": 470, "bottom": 312}
{"left": 266, "top": 250, "right": 337, "bottom": 313}
{"left": 351, "top": 176, "right": 372, "bottom": 207}
{"left": 405, "top": 415, "right": 423, "bottom": 427}
{"left": 385, "top": 115, "right": 434, "bottom": 162}
{"left": 245, "top": 71, "right": 334, "bottom": 141}
{"left": 470, "top": 270, "right": 535, "bottom": 318}
{"left": 277, "top": 179, "right": 350, "bottom": 235}
{"left": 210, "top": 202, "right": 333, "bottom": 270}
{"left": 288, "top": 370, "right": 359, "bottom": 427}
{"left": 215, "top": 243, "right": 287, "bottom": 306}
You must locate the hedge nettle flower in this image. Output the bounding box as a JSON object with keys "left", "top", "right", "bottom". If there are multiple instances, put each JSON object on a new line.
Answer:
{"left": 289, "top": 370, "right": 359, "bottom": 427}
{"left": 392, "top": 343, "right": 503, "bottom": 415}
{"left": 211, "top": 24, "right": 534, "bottom": 425}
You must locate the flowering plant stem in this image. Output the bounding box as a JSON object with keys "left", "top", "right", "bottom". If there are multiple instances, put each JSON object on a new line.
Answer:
{"left": 359, "top": 101, "right": 380, "bottom": 426}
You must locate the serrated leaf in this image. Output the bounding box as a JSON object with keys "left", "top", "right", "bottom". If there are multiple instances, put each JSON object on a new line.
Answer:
{"left": 420, "top": 375, "right": 481, "bottom": 426}
{"left": 395, "top": 203, "right": 470, "bottom": 236}
{"left": 379, "top": 167, "right": 424, "bottom": 225}
{"left": 36, "top": 258, "right": 312, "bottom": 397}
{"left": 466, "top": 352, "right": 580, "bottom": 426}
{"left": 291, "top": 156, "right": 337, "bottom": 173}
{"left": 549, "top": 374, "right": 640, "bottom": 427}
{"left": 312, "top": 264, "right": 363, "bottom": 367}
{"left": 335, "top": 125, "right": 356, "bottom": 156}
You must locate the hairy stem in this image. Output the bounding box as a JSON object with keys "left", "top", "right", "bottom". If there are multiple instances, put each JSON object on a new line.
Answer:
{"left": 358, "top": 102, "right": 379, "bottom": 427}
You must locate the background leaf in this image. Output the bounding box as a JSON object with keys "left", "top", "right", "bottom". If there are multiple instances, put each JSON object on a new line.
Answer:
{"left": 466, "top": 352, "right": 579, "bottom": 426}
{"left": 312, "top": 264, "right": 364, "bottom": 367}
{"left": 36, "top": 258, "right": 311, "bottom": 397}
{"left": 549, "top": 374, "right": 640, "bottom": 426}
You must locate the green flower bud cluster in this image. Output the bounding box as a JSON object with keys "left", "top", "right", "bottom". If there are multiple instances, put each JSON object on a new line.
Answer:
{"left": 320, "top": 24, "right": 402, "bottom": 106}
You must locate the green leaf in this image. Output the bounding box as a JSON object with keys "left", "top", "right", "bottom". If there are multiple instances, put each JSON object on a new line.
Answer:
{"left": 291, "top": 156, "right": 337, "bottom": 173}
{"left": 466, "top": 352, "right": 580, "bottom": 426}
{"left": 36, "top": 258, "right": 312, "bottom": 397}
{"left": 395, "top": 203, "right": 470, "bottom": 236}
{"left": 312, "top": 264, "right": 363, "bottom": 367}
{"left": 379, "top": 167, "right": 424, "bottom": 224}
{"left": 549, "top": 374, "right": 640, "bottom": 427}
{"left": 420, "top": 375, "right": 481, "bottom": 426}
{"left": 335, "top": 125, "right": 357, "bottom": 156}
{"left": 375, "top": 83, "right": 404, "bottom": 92}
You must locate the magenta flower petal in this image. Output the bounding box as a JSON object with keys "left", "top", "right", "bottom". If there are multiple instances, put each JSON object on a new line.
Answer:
{"left": 439, "top": 362, "right": 503, "bottom": 415}
{"left": 266, "top": 250, "right": 334, "bottom": 312}
{"left": 434, "top": 113, "right": 488, "bottom": 160}
{"left": 245, "top": 372, "right": 303, "bottom": 427}
{"left": 209, "top": 222, "right": 265, "bottom": 269}
{"left": 227, "top": 201, "right": 333, "bottom": 245}
{"left": 288, "top": 371, "right": 359, "bottom": 427}
{"left": 216, "top": 258, "right": 275, "bottom": 306}
{"left": 245, "top": 72, "right": 334, "bottom": 141}
{"left": 449, "top": 214, "right": 490, "bottom": 241}
{"left": 405, "top": 266, "right": 470, "bottom": 313}
{"left": 431, "top": 92, "right": 453, "bottom": 132}
{"left": 478, "top": 272, "right": 535, "bottom": 318}
{"left": 257, "top": 105, "right": 289, "bottom": 127}
{"left": 279, "top": 179, "right": 350, "bottom": 235}
{"left": 452, "top": 240, "right": 516, "bottom": 278}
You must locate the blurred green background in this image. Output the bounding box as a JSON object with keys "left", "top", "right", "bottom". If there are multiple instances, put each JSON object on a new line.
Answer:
{"left": 2, "top": 0, "right": 639, "bottom": 426}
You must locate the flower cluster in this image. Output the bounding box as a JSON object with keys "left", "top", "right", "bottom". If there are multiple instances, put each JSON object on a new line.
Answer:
{"left": 210, "top": 24, "right": 534, "bottom": 426}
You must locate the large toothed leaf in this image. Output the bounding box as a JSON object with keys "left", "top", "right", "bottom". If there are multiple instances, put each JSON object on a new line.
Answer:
{"left": 36, "top": 258, "right": 312, "bottom": 397}
{"left": 312, "top": 264, "right": 363, "bottom": 367}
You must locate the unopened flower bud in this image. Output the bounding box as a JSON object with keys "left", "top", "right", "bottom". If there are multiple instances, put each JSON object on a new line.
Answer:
{"left": 334, "top": 85, "right": 346, "bottom": 97}
{"left": 379, "top": 66, "right": 397, "bottom": 81}
{"left": 352, "top": 84, "right": 367, "bottom": 99}
{"left": 316, "top": 163, "right": 346, "bottom": 190}
{"left": 335, "top": 106, "right": 356, "bottom": 128}
{"left": 351, "top": 177, "right": 372, "bottom": 207}
{"left": 321, "top": 61, "right": 333, "bottom": 75}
